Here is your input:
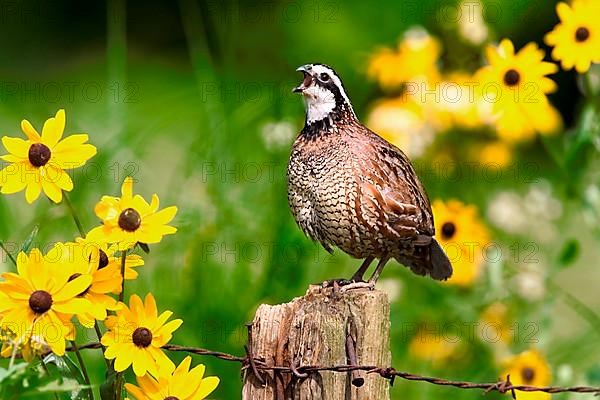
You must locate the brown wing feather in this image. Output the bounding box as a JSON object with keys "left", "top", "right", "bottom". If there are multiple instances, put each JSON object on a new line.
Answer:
{"left": 350, "top": 123, "right": 435, "bottom": 239}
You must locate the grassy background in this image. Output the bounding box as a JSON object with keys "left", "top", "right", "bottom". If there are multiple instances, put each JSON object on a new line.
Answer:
{"left": 0, "top": 0, "right": 599, "bottom": 399}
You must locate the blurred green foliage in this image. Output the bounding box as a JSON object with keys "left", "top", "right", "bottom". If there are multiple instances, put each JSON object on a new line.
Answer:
{"left": 0, "top": 0, "right": 599, "bottom": 399}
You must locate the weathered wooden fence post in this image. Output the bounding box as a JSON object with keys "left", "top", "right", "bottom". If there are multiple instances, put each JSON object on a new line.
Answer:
{"left": 242, "top": 285, "right": 391, "bottom": 399}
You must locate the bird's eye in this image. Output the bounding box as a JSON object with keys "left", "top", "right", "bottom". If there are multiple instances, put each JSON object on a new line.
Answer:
{"left": 320, "top": 73, "right": 330, "bottom": 81}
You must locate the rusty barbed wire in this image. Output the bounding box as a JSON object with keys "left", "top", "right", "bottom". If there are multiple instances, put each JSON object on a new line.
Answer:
{"left": 67, "top": 342, "right": 600, "bottom": 396}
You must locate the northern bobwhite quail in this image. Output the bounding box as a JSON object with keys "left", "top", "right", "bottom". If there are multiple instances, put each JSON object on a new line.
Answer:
{"left": 287, "top": 63, "right": 452, "bottom": 286}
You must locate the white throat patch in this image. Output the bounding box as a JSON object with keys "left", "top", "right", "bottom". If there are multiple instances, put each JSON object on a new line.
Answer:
{"left": 303, "top": 84, "right": 336, "bottom": 124}
{"left": 301, "top": 64, "right": 355, "bottom": 124}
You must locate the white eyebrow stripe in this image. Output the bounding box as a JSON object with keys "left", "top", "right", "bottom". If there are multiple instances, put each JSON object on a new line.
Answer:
{"left": 309, "top": 64, "right": 355, "bottom": 118}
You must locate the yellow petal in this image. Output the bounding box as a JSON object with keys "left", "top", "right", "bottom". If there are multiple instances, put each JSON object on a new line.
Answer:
{"left": 172, "top": 358, "right": 199, "bottom": 398}
{"left": 196, "top": 376, "right": 220, "bottom": 398}
{"left": 1, "top": 154, "right": 25, "bottom": 162}
{"left": 15, "top": 252, "right": 29, "bottom": 278}
{"left": 41, "top": 111, "right": 63, "bottom": 148}
{"left": 556, "top": 2, "right": 573, "bottom": 21}
{"left": 45, "top": 166, "right": 74, "bottom": 191}
{"left": 136, "top": 373, "right": 162, "bottom": 397}
{"left": 44, "top": 311, "right": 69, "bottom": 355}
{"left": 54, "top": 275, "right": 92, "bottom": 302}
{"left": 124, "top": 383, "right": 147, "bottom": 400}
{"left": 94, "top": 196, "right": 121, "bottom": 222}
{"left": 151, "top": 310, "right": 173, "bottom": 332}
{"left": 2, "top": 137, "right": 30, "bottom": 157}
{"left": 103, "top": 340, "right": 124, "bottom": 359}
{"left": 52, "top": 142, "right": 97, "bottom": 169}
{"left": 52, "top": 297, "right": 91, "bottom": 315}
{"left": 149, "top": 194, "right": 159, "bottom": 212}
{"left": 149, "top": 346, "right": 173, "bottom": 375}
{"left": 20, "top": 119, "right": 41, "bottom": 141}
{"left": 41, "top": 175, "right": 63, "bottom": 203}
{"left": 25, "top": 174, "right": 42, "bottom": 204}
{"left": 153, "top": 319, "right": 183, "bottom": 346}
{"left": 135, "top": 347, "right": 158, "bottom": 378}
{"left": 0, "top": 163, "right": 28, "bottom": 194}
{"left": 129, "top": 294, "right": 144, "bottom": 319}
{"left": 498, "top": 39, "right": 515, "bottom": 58}
{"left": 144, "top": 293, "right": 158, "bottom": 320}
{"left": 27, "top": 249, "right": 47, "bottom": 290}
{"left": 121, "top": 177, "right": 134, "bottom": 200}
{"left": 143, "top": 206, "right": 178, "bottom": 226}
{"left": 114, "top": 346, "right": 134, "bottom": 372}
{"left": 53, "top": 134, "right": 89, "bottom": 153}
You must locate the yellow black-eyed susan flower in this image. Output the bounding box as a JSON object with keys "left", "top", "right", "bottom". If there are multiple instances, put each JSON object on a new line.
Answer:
{"left": 478, "top": 302, "right": 513, "bottom": 345}
{"left": 0, "top": 247, "right": 92, "bottom": 355}
{"left": 76, "top": 237, "right": 144, "bottom": 280}
{"left": 408, "top": 323, "right": 460, "bottom": 364}
{"left": 0, "top": 330, "right": 50, "bottom": 362}
{"left": 366, "top": 97, "right": 433, "bottom": 158}
{"left": 477, "top": 39, "right": 562, "bottom": 142}
{"left": 475, "top": 141, "right": 513, "bottom": 169}
{"left": 125, "top": 356, "right": 220, "bottom": 400}
{"left": 432, "top": 199, "right": 491, "bottom": 286}
{"left": 101, "top": 293, "right": 182, "bottom": 377}
{"left": 55, "top": 241, "right": 122, "bottom": 328}
{"left": 545, "top": 0, "right": 600, "bottom": 73}
{"left": 0, "top": 109, "right": 96, "bottom": 203}
{"left": 501, "top": 349, "right": 551, "bottom": 400}
{"left": 87, "top": 177, "right": 177, "bottom": 251}
{"left": 368, "top": 27, "right": 442, "bottom": 89}
{"left": 432, "top": 71, "right": 494, "bottom": 131}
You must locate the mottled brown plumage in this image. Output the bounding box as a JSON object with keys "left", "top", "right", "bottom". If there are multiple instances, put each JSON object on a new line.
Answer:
{"left": 287, "top": 63, "right": 452, "bottom": 283}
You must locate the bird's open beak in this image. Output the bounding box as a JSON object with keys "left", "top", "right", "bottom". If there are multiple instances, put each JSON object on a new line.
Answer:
{"left": 293, "top": 65, "right": 313, "bottom": 93}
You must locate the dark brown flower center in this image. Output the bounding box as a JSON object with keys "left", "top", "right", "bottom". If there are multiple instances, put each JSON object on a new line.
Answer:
{"left": 68, "top": 273, "right": 91, "bottom": 296}
{"left": 441, "top": 222, "right": 456, "bottom": 240}
{"left": 503, "top": 69, "right": 520, "bottom": 86}
{"left": 132, "top": 327, "right": 153, "bottom": 348}
{"left": 118, "top": 208, "right": 142, "bottom": 232}
{"left": 164, "top": 397, "right": 179, "bottom": 400}
{"left": 28, "top": 143, "right": 51, "bottom": 167}
{"left": 29, "top": 290, "right": 53, "bottom": 314}
{"left": 575, "top": 27, "right": 590, "bottom": 42}
{"left": 98, "top": 249, "right": 109, "bottom": 269}
{"left": 521, "top": 366, "right": 535, "bottom": 383}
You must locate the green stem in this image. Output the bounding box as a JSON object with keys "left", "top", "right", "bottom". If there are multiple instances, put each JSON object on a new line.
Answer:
{"left": 94, "top": 321, "right": 111, "bottom": 368}
{"left": 114, "top": 250, "right": 128, "bottom": 399}
{"left": 582, "top": 71, "right": 595, "bottom": 98}
{"left": 118, "top": 251, "right": 127, "bottom": 303}
{"left": 69, "top": 340, "right": 93, "bottom": 391}
{"left": 63, "top": 192, "right": 86, "bottom": 238}
{"left": 0, "top": 241, "right": 17, "bottom": 267}
{"left": 547, "top": 280, "right": 600, "bottom": 333}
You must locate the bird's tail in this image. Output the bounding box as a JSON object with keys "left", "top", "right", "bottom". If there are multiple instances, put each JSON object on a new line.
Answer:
{"left": 396, "top": 238, "right": 453, "bottom": 281}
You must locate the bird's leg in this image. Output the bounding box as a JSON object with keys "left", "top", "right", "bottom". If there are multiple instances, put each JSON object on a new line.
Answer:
{"left": 350, "top": 256, "right": 375, "bottom": 282}
{"left": 367, "top": 255, "right": 391, "bottom": 285}
{"left": 322, "top": 256, "right": 375, "bottom": 288}
{"left": 340, "top": 256, "right": 390, "bottom": 292}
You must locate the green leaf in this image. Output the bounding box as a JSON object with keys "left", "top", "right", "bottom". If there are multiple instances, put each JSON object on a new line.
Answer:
{"left": 137, "top": 242, "right": 150, "bottom": 254}
{"left": 99, "top": 368, "right": 117, "bottom": 400}
{"left": 20, "top": 225, "right": 39, "bottom": 253}
{"left": 558, "top": 239, "right": 580, "bottom": 267}
{"left": 42, "top": 353, "right": 93, "bottom": 400}
{"left": 0, "top": 361, "right": 54, "bottom": 400}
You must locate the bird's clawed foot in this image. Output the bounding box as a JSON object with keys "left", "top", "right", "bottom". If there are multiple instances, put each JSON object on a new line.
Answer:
{"left": 321, "top": 278, "right": 356, "bottom": 289}
{"left": 320, "top": 278, "right": 376, "bottom": 292}
{"left": 339, "top": 280, "right": 376, "bottom": 292}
